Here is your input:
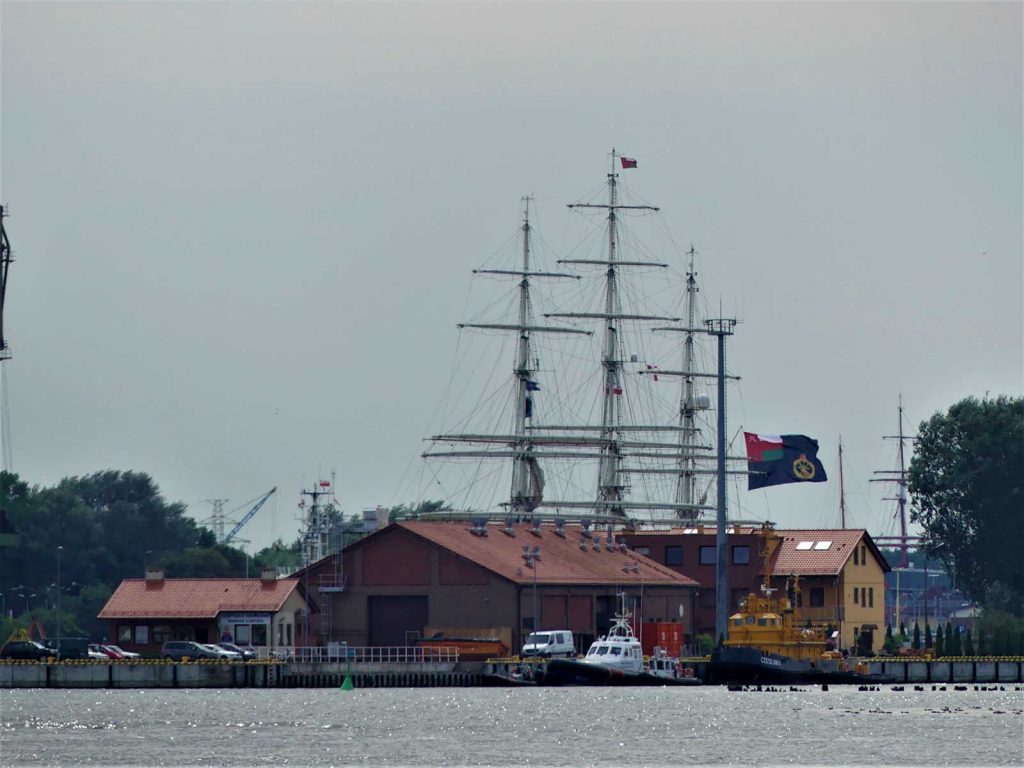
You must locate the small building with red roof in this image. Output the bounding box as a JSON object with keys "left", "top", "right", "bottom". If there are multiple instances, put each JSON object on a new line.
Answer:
{"left": 293, "top": 519, "right": 699, "bottom": 655}
{"left": 98, "top": 568, "right": 306, "bottom": 655}
{"left": 623, "top": 525, "right": 890, "bottom": 654}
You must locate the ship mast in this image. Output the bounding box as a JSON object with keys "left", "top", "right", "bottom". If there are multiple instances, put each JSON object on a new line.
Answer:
{"left": 838, "top": 436, "right": 847, "bottom": 528}
{"left": 871, "top": 395, "right": 915, "bottom": 567}
{"left": 551, "top": 149, "right": 680, "bottom": 517}
{"left": 509, "top": 199, "right": 543, "bottom": 516}
{"left": 423, "top": 198, "right": 588, "bottom": 519}
{"left": 675, "top": 246, "right": 700, "bottom": 510}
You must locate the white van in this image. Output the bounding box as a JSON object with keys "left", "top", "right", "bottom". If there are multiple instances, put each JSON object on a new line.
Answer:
{"left": 521, "top": 630, "right": 575, "bottom": 658}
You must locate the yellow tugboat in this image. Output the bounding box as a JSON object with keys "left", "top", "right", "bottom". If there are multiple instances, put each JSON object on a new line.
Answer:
{"left": 709, "top": 523, "right": 887, "bottom": 685}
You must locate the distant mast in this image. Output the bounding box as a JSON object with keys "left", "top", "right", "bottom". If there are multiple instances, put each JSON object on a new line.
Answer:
{"left": 838, "top": 436, "right": 847, "bottom": 528}
{"left": 871, "top": 395, "right": 914, "bottom": 567}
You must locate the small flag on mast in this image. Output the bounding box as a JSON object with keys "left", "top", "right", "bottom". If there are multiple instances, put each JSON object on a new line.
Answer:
{"left": 620, "top": 157, "right": 638, "bottom": 169}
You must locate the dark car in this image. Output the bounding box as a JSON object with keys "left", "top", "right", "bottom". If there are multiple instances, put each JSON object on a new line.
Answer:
{"left": 0, "top": 640, "right": 52, "bottom": 661}
{"left": 160, "top": 641, "right": 219, "bottom": 661}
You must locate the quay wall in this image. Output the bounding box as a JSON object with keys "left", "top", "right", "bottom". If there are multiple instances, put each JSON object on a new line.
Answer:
{"left": 2, "top": 659, "right": 1022, "bottom": 689}
{"left": 0, "top": 660, "right": 480, "bottom": 689}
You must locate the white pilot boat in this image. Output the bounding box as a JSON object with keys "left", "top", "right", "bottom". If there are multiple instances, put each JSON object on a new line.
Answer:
{"left": 580, "top": 612, "right": 644, "bottom": 674}
{"left": 542, "top": 608, "right": 700, "bottom": 686}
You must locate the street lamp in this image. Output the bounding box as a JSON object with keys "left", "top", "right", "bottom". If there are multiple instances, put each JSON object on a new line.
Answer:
{"left": 18, "top": 592, "right": 35, "bottom": 614}
{"left": 57, "top": 545, "right": 63, "bottom": 640}
{"left": 522, "top": 545, "right": 540, "bottom": 632}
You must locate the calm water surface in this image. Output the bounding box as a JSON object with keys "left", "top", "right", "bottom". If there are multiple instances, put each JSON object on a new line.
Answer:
{"left": 1, "top": 686, "right": 1021, "bottom": 766}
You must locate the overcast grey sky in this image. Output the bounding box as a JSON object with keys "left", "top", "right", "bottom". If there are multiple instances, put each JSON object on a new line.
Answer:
{"left": 1, "top": 1, "right": 1020, "bottom": 554}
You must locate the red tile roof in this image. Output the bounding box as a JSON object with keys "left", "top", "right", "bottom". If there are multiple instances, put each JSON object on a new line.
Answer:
{"left": 772, "top": 529, "right": 882, "bottom": 576}
{"left": 98, "top": 578, "right": 300, "bottom": 619}
{"left": 397, "top": 521, "right": 698, "bottom": 587}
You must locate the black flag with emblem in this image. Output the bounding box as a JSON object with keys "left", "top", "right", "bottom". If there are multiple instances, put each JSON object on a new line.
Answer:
{"left": 744, "top": 433, "right": 828, "bottom": 490}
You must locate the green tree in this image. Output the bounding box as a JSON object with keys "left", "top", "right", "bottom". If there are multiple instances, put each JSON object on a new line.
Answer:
{"left": 964, "top": 628, "right": 975, "bottom": 656}
{"left": 934, "top": 625, "right": 945, "bottom": 657}
{"left": 252, "top": 539, "right": 302, "bottom": 572}
{"left": 924, "top": 622, "right": 933, "bottom": 649}
{"left": 883, "top": 624, "right": 898, "bottom": 654}
{"left": 912, "top": 621, "right": 921, "bottom": 650}
{"left": 950, "top": 624, "right": 963, "bottom": 656}
{"left": 0, "top": 470, "right": 256, "bottom": 639}
{"left": 909, "top": 396, "right": 1024, "bottom": 611}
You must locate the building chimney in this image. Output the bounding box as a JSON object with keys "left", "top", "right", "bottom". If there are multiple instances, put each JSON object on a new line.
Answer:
{"left": 144, "top": 568, "right": 164, "bottom": 585}
{"left": 260, "top": 568, "right": 277, "bottom": 584}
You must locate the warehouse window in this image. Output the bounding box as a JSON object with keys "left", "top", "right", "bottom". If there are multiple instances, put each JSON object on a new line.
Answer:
{"left": 665, "top": 546, "right": 683, "bottom": 566}
{"left": 732, "top": 545, "right": 750, "bottom": 565}
{"left": 699, "top": 546, "right": 717, "bottom": 565}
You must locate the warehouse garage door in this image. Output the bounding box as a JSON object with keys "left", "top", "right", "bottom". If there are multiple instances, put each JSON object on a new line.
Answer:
{"left": 368, "top": 596, "right": 429, "bottom": 647}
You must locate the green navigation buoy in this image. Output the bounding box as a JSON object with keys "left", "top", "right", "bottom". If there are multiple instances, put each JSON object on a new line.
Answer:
{"left": 340, "top": 675, "right": 353, "bottom": 690}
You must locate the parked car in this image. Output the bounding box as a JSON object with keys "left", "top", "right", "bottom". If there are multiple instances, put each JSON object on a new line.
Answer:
{"left": 102, "top": 644, "right": 140, "bottom": 660}
{"left": 41, "top": 637, "right": 89, "bottom": 660}
{"left": 201, "top": 643, "right": 241, "bottom": 660}
{"left": 160, "top": 641, "right": 220, "bottom": 661}
{"left": 88, "top": 644, "right": 113, "bottom": 659}
{"left": 0, "top": 640, "right": 52, "bottom": 661}
{"left": 216, "top": 642, "right": 256, "bottom": 660}
{"left": 90, "top": 643, "right": 121, "bottom": 659}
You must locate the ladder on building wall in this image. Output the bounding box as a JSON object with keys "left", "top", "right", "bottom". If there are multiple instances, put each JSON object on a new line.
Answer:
{"left": 319, "top": 553, "right": 346, "bottom": 642}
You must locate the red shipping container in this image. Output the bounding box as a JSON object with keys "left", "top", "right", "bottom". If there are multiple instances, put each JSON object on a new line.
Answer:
{"left": 639, "top": 621, "right": 684, "bottom": 657}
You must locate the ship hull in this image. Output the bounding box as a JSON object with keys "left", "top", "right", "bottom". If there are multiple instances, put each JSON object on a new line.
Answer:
{"left": 709, "top": 646, "right": 896, "bottom": 686}
{"left": 708, "top": 646, "right": 814, "bottom": 685}
{"left": 541, "top": 658, "right": 701, "bottom": 687}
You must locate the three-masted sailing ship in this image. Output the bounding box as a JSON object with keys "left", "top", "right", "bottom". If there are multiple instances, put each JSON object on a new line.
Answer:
{"left": 421, "top": 150, "right": 736, "bottom": 529}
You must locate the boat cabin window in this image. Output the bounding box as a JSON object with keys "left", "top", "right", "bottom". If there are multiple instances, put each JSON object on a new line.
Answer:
{"left": 732, "top": 619, "right": 743, "bottom": 627}
{"left": 596, "top": 647, "right": 608, "bottom": 655}
{"left": 745, "top": 616, "right": 755, "bottom": 625}
{"left": 757, "top": 618, "right": 768, "bottom": 626}
{"left": 610, "top": 647, "right": 621, "bottom": 655}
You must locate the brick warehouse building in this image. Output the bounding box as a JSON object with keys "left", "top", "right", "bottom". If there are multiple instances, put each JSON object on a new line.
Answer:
{"left": 623, "top": 525, "right": 890, "bottom": 653}
{"left": 293, "top": 520, "right": 699, "bottom": 654}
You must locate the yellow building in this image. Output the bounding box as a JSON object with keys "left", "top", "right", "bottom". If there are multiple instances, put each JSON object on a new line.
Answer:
{"left": 769, "top": 529, "right": 890, "bottom": 654}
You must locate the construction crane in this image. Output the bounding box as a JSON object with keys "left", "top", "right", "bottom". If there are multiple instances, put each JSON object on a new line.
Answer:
{"left": 222, "top": 487, "right": 277, "bottom": 545}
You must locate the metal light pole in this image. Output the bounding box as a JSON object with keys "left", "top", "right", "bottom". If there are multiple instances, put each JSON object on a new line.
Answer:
{"left": 705, "top": 317, "right": 736, "bottom": 644}
{"left": 522, "top": 545, "right": 540, "bottom": 632}
{"left": 56, "top": 545, "right": 63, "bottom": 640}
